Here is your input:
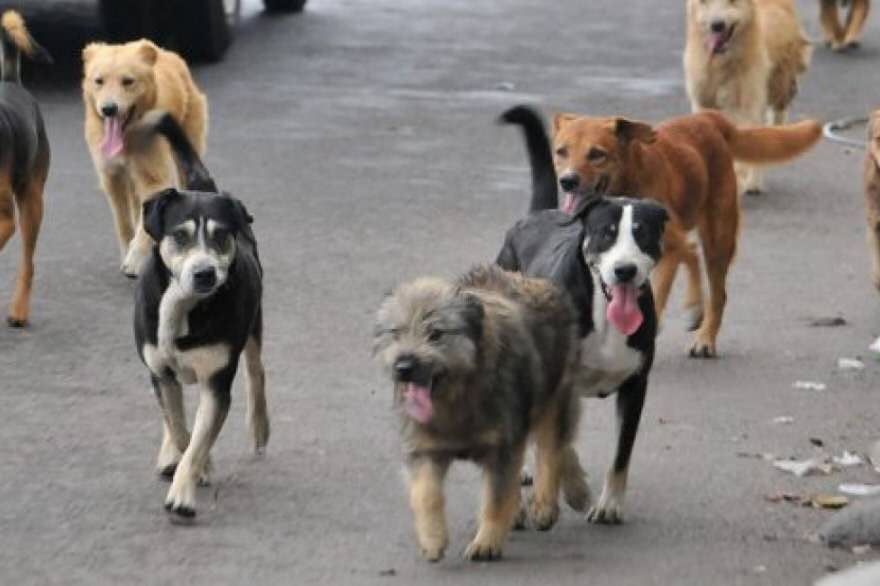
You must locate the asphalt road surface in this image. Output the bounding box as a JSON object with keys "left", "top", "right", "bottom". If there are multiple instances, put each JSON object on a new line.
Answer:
{"left": 1, "top": 0, "right": 879, "bottom": 584}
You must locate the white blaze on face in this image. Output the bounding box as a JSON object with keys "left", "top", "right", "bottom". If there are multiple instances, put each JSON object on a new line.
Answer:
{"left": 596, "top": 205, "right": 656, "bottom": 290}
{"left": 159, "top": 218, "right": 235, "bottom": 298}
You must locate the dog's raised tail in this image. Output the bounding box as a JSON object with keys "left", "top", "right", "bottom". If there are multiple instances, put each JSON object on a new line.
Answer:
{"left": 499, "top": 105, "right": 558, "bottom": 212}
{"left": 134, "top": 110, "right": 217, "bottom": 192}
{"left": 715, "top": 112, "right": 823, "bottom": 165}
{"left": 0, "top": 11, "right": 51, "bottom": 83}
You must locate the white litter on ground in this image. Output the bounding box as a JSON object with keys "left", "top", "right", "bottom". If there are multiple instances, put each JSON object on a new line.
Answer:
{"left": 772, "top": 416, "right": 795, "bottom": 425}
{"left": 793, "top": 380, "right": 827, "bottom": 391}
{"left": 839, "top": 484, "right": 880, "bottom": 497}
{"left": 834, "top": 451, "right": 865, "bottom": 468}
{"left": 773, "top": 458, "right": 833, "bottom": 477}
{"left": 837, "top": 358, "right": 866, "bottom": 370}
{"left": 869, "top": 337, "right": 880, "bottom": 354}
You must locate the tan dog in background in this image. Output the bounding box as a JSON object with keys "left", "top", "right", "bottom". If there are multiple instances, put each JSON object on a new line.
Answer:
{"left": 864, "top": 111, "right": 880, "bottom": 291}
{"left": 820, "top": 0, "right": 870, "bottom": 51}
{"left": 552, "top": 110, "right": 821, "bottom": 356}
{"left": 82, "top": 39, "right": 207, "bottom": 277}
{"left": 684, "top": 0, "right": 812, "bottom": 194}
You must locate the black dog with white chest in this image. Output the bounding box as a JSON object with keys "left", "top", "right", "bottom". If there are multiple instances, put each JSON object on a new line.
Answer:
{"left": 133, "top": 112, "right": 268, "bottom": 519}
{"left": 496, "top": 105, "right": 668, "bottom": 524}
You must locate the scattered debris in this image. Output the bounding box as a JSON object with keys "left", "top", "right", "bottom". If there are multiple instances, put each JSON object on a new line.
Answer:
{"left": 837, "top": 358, "right": 865, "bottom": 371}
{"left": 814, "top": 495, "right": 850, "bottom": 510}
{"left": 852, "top": 545, "right": 872, "bottom": 556}
{"left": 833, "top": 451, "right": 865, "bottom": 468}
{"left": 753, "top": 564, "right": 767, "bottom": 574}
{"left": 772, "top": 416, "right": 795, "bottom": 425}
{"left": 869, "top": 337, "right": 880, "bottom": 354}
{"left": 379, "top": 568, "right": 397, "bottom": 577}
{"left": 793, "top": 380, "right": 827, "bottom": 392}
{"left": 773, "top": 458, "right": 833, "bottom": 477}
{"left": 811, "top": 438, "right": 826, "bottom": 448}
{"left": 493, "top": 81, "right": 515, "bottom": 92}
{"left": 738, "top": 451, "right": 775, "bottom": 461}
{"left": 810, "top": 317, "right": 847, "bottom": 327}
{"left": 765, "top": 492, "right": 806, "bottom": 505}
{"left": 839, "top": 484, "right": 880, "bottom": 497}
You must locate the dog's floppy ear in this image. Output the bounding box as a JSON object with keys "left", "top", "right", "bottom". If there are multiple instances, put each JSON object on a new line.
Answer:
{"left": 614, "top": 118, "right": 657, "bottom": 144}
{"left": 457, "top": 292, "right": 485, "bottom": 341}
{"left": 640, "top": 199, "right": 670, "bottom": 231}
{"left": 81, "top": 42, "right": 104, "bottom": 64}
{"left": 137, "top": 41, "right": 159, "bottom": 66}
{"left": 142, "top": 188, "right": 180, "bottom": 242}
{"left": 222, "top": 194, "right": 254, "bottom": 231}
{"left": 552, "top": 113, "right": 578, "bottom": 134}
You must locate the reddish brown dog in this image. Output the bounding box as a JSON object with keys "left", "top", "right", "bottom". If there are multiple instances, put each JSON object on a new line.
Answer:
{"left": 552, "top": 110, "right": 821, "bottom": 356}
{"left": 865, "top": 110, "right": 880, "bottom": 291}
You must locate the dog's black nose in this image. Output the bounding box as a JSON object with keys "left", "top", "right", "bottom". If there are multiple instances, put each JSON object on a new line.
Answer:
{"left": 193, "top": 267, "right": 217, "bottom": 291}
{"left": 394, "top": 356, "right": 416, "bottom": 380}
{"left": 101, "top": 103, "right": 119, "bottom": 117}
{"left": 710, "top": 20, "right": 726, "bottom": 33}
{"left": 614, "top": 263, "right": 638, "bottom": 283}
{"left": 559, "top": 173, "right": 580, "bottom": 192}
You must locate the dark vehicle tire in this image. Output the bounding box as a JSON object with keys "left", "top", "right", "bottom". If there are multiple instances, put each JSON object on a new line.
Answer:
{"left": 175, "top": 0, "right": 232, "bottom": 62}
{"left": 264, "top": 0, "right": 307, "bottom": 13}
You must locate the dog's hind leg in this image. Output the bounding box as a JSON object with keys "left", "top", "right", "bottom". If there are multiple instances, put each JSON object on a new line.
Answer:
{"left": 244, "top": 333, "right": 269, "bottom": 454}
{"left": 100, "top": 172, "right": 135, "bottom": 272}
{"left": 407, "top": 455, "right": 450, "bottom": 562}
{"left": 8, "top": 179, "right": 45, "bottom": 327}
{"left": 820, "top": 0, "right": 845, "bottom": 48}
{"left": 529, "top": 404, "right": 565, "bottom": 530}
{"left": 587, "top": 375, "right": 646, "bottom": 525}
{"left": 843, "top": 0, "right": 870, "bottom": 47}
{"left": 465, "top": 443, "right": 526, "bottom": 561}
{"left": 868, "top": 221, "right": 880, "bottom": 292}
{"left": 165, "top": 381, "right": 231, "bottom": 518}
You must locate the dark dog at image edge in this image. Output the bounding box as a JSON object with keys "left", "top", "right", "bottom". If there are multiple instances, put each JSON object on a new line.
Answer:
{"left": 374, "top": 266, "right": 590, "bottom": 561}
{"left": 131, "top": 111, "right": 268, "bottom": 519}
{"left": 0, "top": 11, "right": 52, "bottom": 327}
{"left": 496, "top": 105, "right": 669, "bottom": 524}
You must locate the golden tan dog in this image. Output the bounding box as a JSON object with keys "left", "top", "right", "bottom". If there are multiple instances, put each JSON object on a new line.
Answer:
{"left": 552, "top": 110, "right": 821, "bottom": 356}
{"left": 684, "top": 0, "right": 812, "bottom": 194}
{"left": 82, "top": 40, "right": 207, "bottom": 277}
{"left": 864, "top": 111, "right": 880, "bottom": 291}
{"left": 820, "top": 0, "right": 870, "bottom": 51}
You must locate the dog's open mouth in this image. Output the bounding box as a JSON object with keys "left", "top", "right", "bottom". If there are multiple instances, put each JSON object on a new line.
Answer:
{"left": 705, "top": 24, "right": 735, "bottom": 55}
{"left": 606, "top": 283, "right": 643, "bottom": 335}
{"left": 562, "top": 176, "right": 609, "bottom": 214}
{"left": 101, "top": 110, "right": 134, "bottom": 159}
{"left": 402, "top": 381, "right": 434, "bottom": 424}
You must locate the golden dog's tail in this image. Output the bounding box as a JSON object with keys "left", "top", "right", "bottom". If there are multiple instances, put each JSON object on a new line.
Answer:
{"left": 0, "top": 11, "right": 52, "bottom": 83}
{"left": 709, "top": 111, "right": 822, "bottom": 165}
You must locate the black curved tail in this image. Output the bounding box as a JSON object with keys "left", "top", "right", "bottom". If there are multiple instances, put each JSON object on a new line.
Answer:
{"left": 151, "top": 112, "right": 217, "bottom": 192}
{"left": 498, "top": 105, "right": 558, "bottom": 212}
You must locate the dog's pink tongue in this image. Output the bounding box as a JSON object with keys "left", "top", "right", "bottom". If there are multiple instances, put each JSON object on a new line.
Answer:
{"left": 607, "top": 284, "right": 643, "bottom": 336}
{"left": 101, "top": 117, "right": 124, "bottom": 158}
{"left": 561, "top": 193, "right": 577, "bottom": 214}
{"left": 705, "top": 32, "right": 726, "bottom": 54}
{"left": 403, "top": 383, "right": 434, "bottom": 424}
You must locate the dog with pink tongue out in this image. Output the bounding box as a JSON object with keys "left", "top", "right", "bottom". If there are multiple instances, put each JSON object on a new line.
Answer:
{"left": 374, "top": 266, "right": 588, "bottom": 562}
{"left": 82, "top": 39, "right": 208, "bottom": 277}
{"left": 496, "top": 107, "right": 669, "bottom": 525}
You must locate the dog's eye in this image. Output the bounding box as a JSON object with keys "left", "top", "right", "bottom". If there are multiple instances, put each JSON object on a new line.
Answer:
{"left": 554, "top": 146, "right": 568, "bottom": 158}
{"left": 213, "top": 229, "right": 232, "bottom": 251}
{"left": 427, "top": 328, "right": 444, "bottom": 342}
{"left": 587, "top": 147, "right": 607, "bottom": 163}
{"left": 172, "top": 230, "right": 190, "bottom": 247}
{"left": 95, "top": 77, "right": 104, "bottom": 86}
{"left": 121, "top": 77, "right": 135, "bottom": 87}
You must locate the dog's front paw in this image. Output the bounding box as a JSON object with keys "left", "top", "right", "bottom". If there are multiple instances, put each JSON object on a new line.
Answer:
{"left": 463, "top": 538, "right": 503, "bottom": 562}
{"left": 6, "top": 315, "right": 27, "bottom": 328}
{"left": 528, "top": 498, "right": 559, "bottom": 531}
{"left": 417, "top": 536, "right": 447, "bottom": 562}
{"left": 121, "top": 247, "right": 148, "bottom": 278}
{"left": 688, "top": 336, "right": 716, "bottom": 359}
{"left": 587, "top": 492, "right": 624, "bottom": 525}
{"left": 164, "top": 478, "right": 197, "bottom": 519}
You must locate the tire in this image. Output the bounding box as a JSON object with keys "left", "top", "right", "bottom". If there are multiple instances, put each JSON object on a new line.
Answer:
{"left": 175, "top": 0, "right": 232, "bottom": 63}
{"left": 264, "top": 0, "right": 307, "bottom": 13}
{"left": 99, "top": 0, "right": 156, "bottom": 41}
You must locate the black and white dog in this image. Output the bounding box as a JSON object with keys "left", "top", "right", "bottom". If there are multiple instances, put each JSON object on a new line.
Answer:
{"left": 133, "top": 111, "right": 268, "bottom": 519}
{"left": 496, "top": 106, "right": 668, "bottom": 524}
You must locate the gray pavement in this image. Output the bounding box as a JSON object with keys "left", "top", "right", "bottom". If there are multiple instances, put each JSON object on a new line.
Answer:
{"left": 0, "top": 0, "right": 879, "bottom": 584}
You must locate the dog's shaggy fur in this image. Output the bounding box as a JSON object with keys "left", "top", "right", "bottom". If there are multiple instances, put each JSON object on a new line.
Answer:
{"left": 684, "top": 0, "right": 812, "bottom": 194}
{"left": 550, "top": 109, "right": 821, "bottom": 357}
{"left": 0, "top": 11, "right": 51, "bottom": 327}
{"left": 820, "top": 0, "right": 870, "bottom": 51}
{"left": 82, "top": 39, "right": 208, "bottom": 277}
{"left": 864, "top": 111, "right": 880, "bottom": 292}
{"left": 374, "top": 266, "right": 587, "bottom": 562}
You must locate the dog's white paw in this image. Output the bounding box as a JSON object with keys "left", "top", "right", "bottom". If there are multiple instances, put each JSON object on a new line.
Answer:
{"left": 121, "top": 246, "right": 148, "bottom": 277}
{"left": 586, "top": 487, "right": 624, "bottom": 525}
{"left": 165, "top": 474, "right": 197, "bottom": 519}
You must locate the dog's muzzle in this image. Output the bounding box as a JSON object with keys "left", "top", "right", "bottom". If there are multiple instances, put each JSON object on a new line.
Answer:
{"left": 192, "top": 267, "right": 218, "bottom": 294}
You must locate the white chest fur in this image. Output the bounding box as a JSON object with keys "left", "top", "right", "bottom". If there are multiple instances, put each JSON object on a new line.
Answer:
{"left": 142, "top": 283, "right": 230, "bottom": 386}
{"left": 575, "top": 275, "right": 644, "bottom": 398}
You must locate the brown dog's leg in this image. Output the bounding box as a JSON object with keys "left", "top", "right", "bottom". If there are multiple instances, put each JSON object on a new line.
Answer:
{"left": 690, "top": 211, "right": 738, "bottom": 358}
{"left": 529, "top": 403, "right": 568, "bottom": 530}
{"left": 843, "top": 0, "right": 870, "bottom": 47}
{"left": 820, "top": 0, "right": 845, "bottom": 48}
{"left": 868, "top": 222, "right": 880, "bottom": 292}
{"left": 407, "top": 456, "right": 450, "bottom": 562}
{"left": 8, "top": 180, "right": 45, "bottom": 327}
{"left": 101, "top": 172, "right": 135, "bottom": 266}
{"left": 652, "top": 226, "right": 703, "bottom": 329}
{"left": 465, "top": 444, "right": 526, "bottom": 561}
